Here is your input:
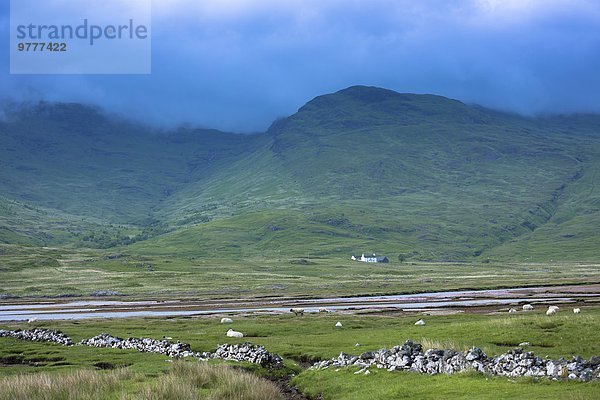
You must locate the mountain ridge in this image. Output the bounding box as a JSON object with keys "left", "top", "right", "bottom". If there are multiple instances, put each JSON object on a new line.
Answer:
{"left": 1, "top": 86, "right": 599, "bottom": 261}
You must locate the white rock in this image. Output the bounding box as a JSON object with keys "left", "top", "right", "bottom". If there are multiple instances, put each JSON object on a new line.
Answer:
{"left": 335, "top": 321, "right": 343, "bottom": 328}
{"left": 415, "top": 319, "right": 426, "bottom": 326}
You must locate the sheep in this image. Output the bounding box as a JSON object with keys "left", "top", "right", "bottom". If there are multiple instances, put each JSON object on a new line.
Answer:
{"left": 318, "top": 307, "right": 329, "bottom": 313}
{"left": 220, "top": 317, "right": 234, "bottom": 324}
{"left": 573, "top": 308, "right": 581, "bottom": 314}
{"left": 226, "top": 329, "right": 244, "bottom": 338}
{"left": 546, "top": 306, "right": 559, "bottom": 316}
{"left": 335, "top": 321, "right": 343, "bottom": 328}
{"left": 508, "top": 308, "right": 517, "bottom": 314}
{"left": 415, "top": 319, "right": 426, "bottom": 326}
{"left": 27, "top": 318, "right": 37, "bottom": 323}
{"left": 290, "top": 308, "right": 304, "bottom": 316}
{"left": 522, "top": 304, "right": 534, "bottom": 311}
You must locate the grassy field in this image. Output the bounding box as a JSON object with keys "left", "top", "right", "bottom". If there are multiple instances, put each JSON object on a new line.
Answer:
{"left": 1, "top": 307, "right": 600, "bottom": 399}
{"left": 1, "top": 243, "right": 599, "bottom": 298}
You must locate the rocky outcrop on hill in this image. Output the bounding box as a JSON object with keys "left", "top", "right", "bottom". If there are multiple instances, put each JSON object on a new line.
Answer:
{"left": 311, "top": 340, "right": 600, "bottom": 382}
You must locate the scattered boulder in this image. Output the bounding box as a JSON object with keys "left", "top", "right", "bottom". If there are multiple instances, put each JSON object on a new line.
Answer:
{"left": 335, "top": 321, "right": 343, "bottom": 328}
{"left": 415, "top": 319, "right": 426, "bottom": 326}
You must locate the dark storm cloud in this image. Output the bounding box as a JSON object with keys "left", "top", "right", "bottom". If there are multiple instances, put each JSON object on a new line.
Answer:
{"left": 1, "top": 0, "right": 600, "bottom": 132}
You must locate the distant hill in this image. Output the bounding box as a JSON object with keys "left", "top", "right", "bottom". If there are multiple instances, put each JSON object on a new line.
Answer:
{"left": 1, "top": 87, "right": 599, "bottom": 261}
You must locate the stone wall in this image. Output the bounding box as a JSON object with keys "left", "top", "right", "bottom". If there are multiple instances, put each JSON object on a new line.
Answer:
{"left": 0, "top": 329, "right": 283, "bottom": 369}
{"left": 311, "top": 340, "right": 600, "bottom": 381}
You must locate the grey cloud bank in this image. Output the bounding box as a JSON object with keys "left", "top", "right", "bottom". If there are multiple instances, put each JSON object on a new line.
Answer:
{"left": 2, "top": 0, "right": 600, "bottom": 132}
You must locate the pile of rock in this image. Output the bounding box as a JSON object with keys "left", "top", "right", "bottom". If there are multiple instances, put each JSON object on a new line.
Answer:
{"left": 211, "top": 343, "right": 284, "bottom": 368}
{"left": 0, "top": 328, "right": 73, "bottom": 346}
{"left": 311, "top": 340, "right": 600, "bottom": 382}
{"left": 77, "top": 335, "right": 284, "bottom": 368}
{"left": 0, "top": 328, "right": 285, "bottom": 368}
{"left": 80, "top": 333, "right": 195, "bottom": 358}
{"left": 489, "top": 349, "right": 600, "bottom": 381}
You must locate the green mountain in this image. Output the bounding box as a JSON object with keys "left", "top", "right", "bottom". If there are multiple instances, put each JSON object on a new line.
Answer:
{"left": 1, "top": 87, "right": 599, "bottom": 261}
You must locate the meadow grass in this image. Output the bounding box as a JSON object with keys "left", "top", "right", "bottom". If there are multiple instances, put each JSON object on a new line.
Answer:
{"left": 292, "top": 368, "right": 600, "bottom": 400}
{"left": 0, "top": 362, "right": 282, "bottom": 400}
{"left": 0, "top": 368, "right": 130, "bottom": 400}
{"left": 1, "top": 242, "right": 598, "bottom": 299}
{"left": 1, "top": 307, "right": 600, "bottom": 398}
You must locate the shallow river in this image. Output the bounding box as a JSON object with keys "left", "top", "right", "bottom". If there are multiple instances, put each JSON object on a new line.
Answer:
{"left": 0, "top": 285, "right": 597, "bottom": 322}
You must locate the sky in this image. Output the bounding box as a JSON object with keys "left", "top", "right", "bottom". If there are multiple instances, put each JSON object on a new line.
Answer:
{"left": 1, "top": 0, "right": 600, "bottom": 132}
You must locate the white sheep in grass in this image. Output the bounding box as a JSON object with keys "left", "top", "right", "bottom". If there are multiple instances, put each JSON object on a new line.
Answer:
{"left": 318, "top": 307, "right": 329, "bottom": 313}
{"left": 508, "top": 308, "right": 517, "bottom": 314}
{"left": 573, "top": 308, "right": 581, "bottom": 314}
{"left": 27, "top": 318, "right": 37, "bottom": 323}
{"left": 546, "top": 305, "right": 559, "bottom": 316}
{"left": 290, "top": 308, "right": 305, "bottom": 316}
{"left": 226, "top": 329, "right": 244, "bottom": 338}
{"left": 220, "top": 317, "right": 233, "bottom": 324}
{"left": 522, "top": 304, "right": 534, "bottom": 311}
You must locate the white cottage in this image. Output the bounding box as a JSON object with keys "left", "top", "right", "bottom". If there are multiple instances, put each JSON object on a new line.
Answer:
{"left": 351, "top": 253, "right": 389, "bottom": 263}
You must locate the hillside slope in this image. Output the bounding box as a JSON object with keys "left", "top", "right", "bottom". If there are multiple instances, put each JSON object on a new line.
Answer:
{"left": 1, "top": 87, "right": 599, "bottom": 261}
{"left": 0, "top": 102, "right": 255, "bottom": 224}
{"left": 149, "top": 86, "right": 597, "bottom": 261}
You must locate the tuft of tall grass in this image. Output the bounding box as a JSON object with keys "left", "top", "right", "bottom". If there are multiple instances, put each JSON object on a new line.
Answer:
{"left": 0, "top": 363, "right": 283, "bottom": 400}
{"left": 138, "top": 362, "right": 282, "bottom": 400}
{"left": 0, "top": 368, "right": 130, "bottom": 400}
{"left": 420, "top": 337, "right": 470, "bottom": 352}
